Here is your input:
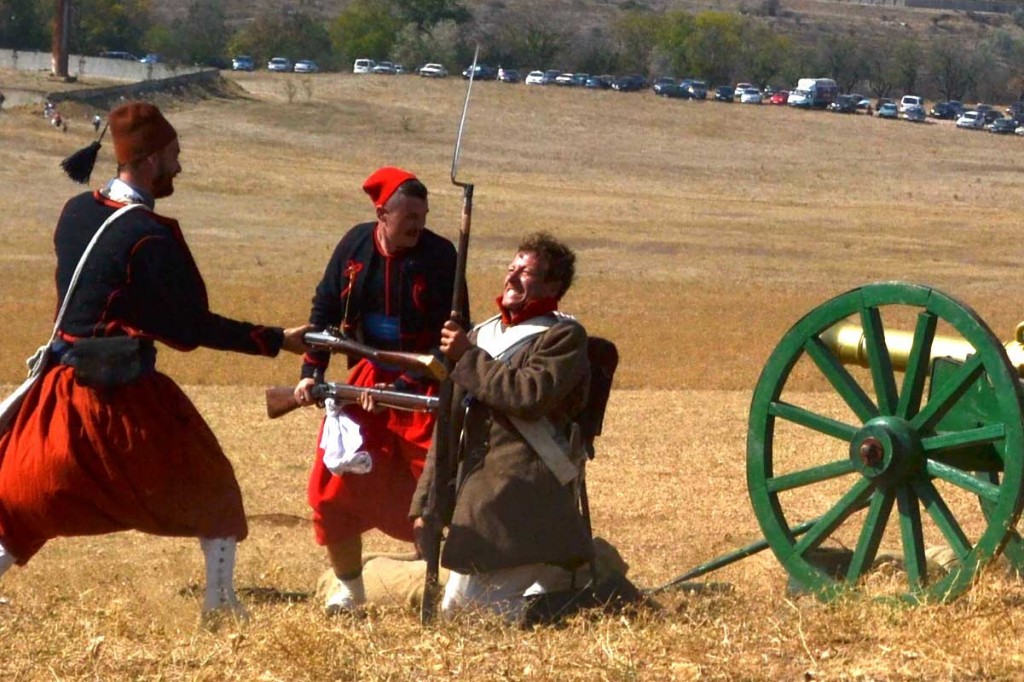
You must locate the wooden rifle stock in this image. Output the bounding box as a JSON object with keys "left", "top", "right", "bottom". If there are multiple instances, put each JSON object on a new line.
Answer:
{"left": 304, "top": 329, "right": 448, "bottom": 381}
{"left": 265, "top": 382, "right": 438, "bottom": 419}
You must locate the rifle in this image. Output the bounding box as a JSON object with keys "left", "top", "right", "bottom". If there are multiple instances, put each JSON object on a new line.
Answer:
{"left": 304, "top": 328, "right": 448, "bottom": 381}
{"left": 265, "top": 382, "right": 439, "bottom": 419}
{"left": 420, "top": 44, "right": 479, "bottom": 625}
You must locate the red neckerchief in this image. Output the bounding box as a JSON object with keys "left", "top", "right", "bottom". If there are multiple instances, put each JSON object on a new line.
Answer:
{"left": 495, "top": 296, "right": 559, "bottom": 326}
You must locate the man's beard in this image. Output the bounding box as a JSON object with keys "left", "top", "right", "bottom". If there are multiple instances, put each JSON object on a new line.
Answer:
{"left": 151, "top": 163, "right": 176, "bottom": 199}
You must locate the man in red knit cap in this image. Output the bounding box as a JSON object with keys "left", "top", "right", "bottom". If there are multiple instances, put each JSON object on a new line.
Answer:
{"left": 294, "top": 166, "right": 467, "bottom": 615}
{"left": 0, "top": 101, "right": 309, "bottom": 626}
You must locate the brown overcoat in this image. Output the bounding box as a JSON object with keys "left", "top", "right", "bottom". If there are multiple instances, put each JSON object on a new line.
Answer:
{"left": 411, "top": 318, "right": 592, "bottom": 574}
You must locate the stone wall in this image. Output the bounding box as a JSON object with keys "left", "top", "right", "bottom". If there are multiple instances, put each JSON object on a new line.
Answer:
{"left": 0, "top": 49, "right": 208, "bottom": 82}
{"left": 0, "top": 49, "right": 220, "bottom": 108}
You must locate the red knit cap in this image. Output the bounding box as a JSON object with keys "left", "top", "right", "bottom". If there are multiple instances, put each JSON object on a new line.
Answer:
{"left": 108, "top": 102, "right": 177, "bottom": 165}
{"left": 362, "top": 166, "right": 417, "bottom": 208}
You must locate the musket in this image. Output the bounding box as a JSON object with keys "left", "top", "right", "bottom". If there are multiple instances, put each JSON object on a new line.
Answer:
{"left": 420, "top": 44, "right": 479, "bottom": 625}
{"left": 304, "top": 328, "right": 447, "bottom": 381}
{"left": 265, "top": 382, "right": 439, "bottom": 419}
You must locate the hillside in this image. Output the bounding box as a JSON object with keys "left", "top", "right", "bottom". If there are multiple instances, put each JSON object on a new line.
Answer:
{"left": 149, "top": 0, "right": 1021, "bottom": 47}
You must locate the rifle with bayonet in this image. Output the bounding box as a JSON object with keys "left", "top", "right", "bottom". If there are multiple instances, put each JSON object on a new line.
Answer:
{"left": 304, "top": 328, "right": 448, "bottom": 382}
{"left": 265, "top": 382, "right": 439, "bottom": 419}
{"left": 419, "top": 44, "right": 479, "bottom": 625}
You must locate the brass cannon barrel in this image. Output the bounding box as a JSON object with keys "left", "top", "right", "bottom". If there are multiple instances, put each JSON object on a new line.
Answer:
{"left": 820, "top": 321, "right": 1024, "bottom": 377}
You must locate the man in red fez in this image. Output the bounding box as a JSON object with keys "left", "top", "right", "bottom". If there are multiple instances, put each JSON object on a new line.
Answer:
{"left": 294, "top": 166, "right": 467, "bottom": 615}
{"left": 0, "top": 101, "right": 310, "bottom": 627}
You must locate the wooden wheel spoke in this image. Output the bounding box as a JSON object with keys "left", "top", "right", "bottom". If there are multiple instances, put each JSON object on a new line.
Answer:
{"left": 794, "top": 478, "right": 874, "bottom": 556}
{"left": 911, "top": 476, "right": 972, "bottom": 561}
{"left": 768, "top": 401, "right": 859, "bottom": 442}
{"left": 766, "top": 459, "right": 856, "bottom": 494}
{"left": 896, "top": 312, "right": 938, "bottom": 420}
{"left": 926, "top": 460, "right": 1002, "bottom": 503}
{"left": 804, "top": 336, "right": 879, "bottom": 423}
{"left": 910, "top": 354, "right": 984, "bottom": 433}
{"left": 846, "top": 489, "right": 895, "bottom": 583}
{"left": 921, "top": 423, "right": 1006, "bottom": 455}
{"left": 860, "top": 306, "right": 898, "bottom": 416}
{"left": 896, "top": 486, "right": 928, "bottom": 589}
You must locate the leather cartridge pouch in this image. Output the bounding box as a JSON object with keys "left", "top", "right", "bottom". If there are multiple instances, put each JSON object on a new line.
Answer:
{"left": 66, "top": 336, "right": 152, "bottom": 388}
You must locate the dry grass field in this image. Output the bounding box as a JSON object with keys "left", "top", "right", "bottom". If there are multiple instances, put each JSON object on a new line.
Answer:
{"left": 4, "top": 71, "right": 1024, "bottom": 680}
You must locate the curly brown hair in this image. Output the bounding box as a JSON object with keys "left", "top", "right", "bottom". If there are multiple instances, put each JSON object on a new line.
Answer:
{"left": 517, "top": 232, "right": 576, "bottom": 299}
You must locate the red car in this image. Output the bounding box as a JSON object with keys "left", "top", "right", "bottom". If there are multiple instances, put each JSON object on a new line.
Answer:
{"left": 770, "top": 90, "right": 789, "bottom": 105}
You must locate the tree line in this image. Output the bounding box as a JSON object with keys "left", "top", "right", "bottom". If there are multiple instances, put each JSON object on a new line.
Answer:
{"left": 2, "top": 0, "right": 1023, "bottom": 102}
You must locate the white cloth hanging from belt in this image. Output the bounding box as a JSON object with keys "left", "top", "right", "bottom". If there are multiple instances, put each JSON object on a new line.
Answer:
{"left": 320, "top": 398, "right": 373, "bottom": 475}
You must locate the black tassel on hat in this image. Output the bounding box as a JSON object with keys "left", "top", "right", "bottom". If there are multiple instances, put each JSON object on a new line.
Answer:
{"left": 60, "top": 120, "right": 108, "bottom": 184}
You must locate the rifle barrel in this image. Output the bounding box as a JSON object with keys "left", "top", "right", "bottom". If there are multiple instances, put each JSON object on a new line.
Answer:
{"left": 313, "top": 382, "right": 438, "bottom": 413}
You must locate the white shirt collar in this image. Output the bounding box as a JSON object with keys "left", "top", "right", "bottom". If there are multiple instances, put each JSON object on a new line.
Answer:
{"left": 101, "top": 178, "right": 154, "bottom": 209}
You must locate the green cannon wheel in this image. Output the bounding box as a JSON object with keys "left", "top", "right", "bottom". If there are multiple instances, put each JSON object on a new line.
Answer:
{"left": 748, "top": 282, "right": 1024, "bottom": 602}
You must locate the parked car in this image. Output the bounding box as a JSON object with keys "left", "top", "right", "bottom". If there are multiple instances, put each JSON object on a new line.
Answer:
{"left": 294, "top": 60, "right": 319, "bottom": 74}
{"left": 372, "top": 61, "right": 396, "bottom": 74}
{"left": 1006, "top": 101, "right": 1024, "bottom": 118}
{"left": 877, "top": 102, "right": 899, "bottom": 119}
{"left": 956, "top": 110, "right": 985, "bottom": 129}
{"left": 687, "top": 80, "right": 708, "bottom": 99}
{"left": 418, "top": 63, "right": 448, "bottom": 78}
{"left": 930, "top": 100, "right": 963, "bottom": 119}
{"left": 976, "top": 105, "right": 1001, "bottom": 124}
{"left": 739, "top": 87, "right": 762, "bottom": 104}
{"left": 652, "top": 76, "right": 678, "bottom": 95}
{"left": 497, "top": 68, "right": 520, "bottom": 83}
{"left": 733, "top": 82, "right": 754, "bottom": 100}
{"left": 584, "top": 75, "right": 613, "bottom": 89}
{"left": 875, "top": 97, "right": 894, "bottom": 111}
{"left": 394, "top": 64, "right": 408, "bottom": 74}
{"left": 899, "top": 95, "right": 923, "bottom": 113}
{"left": 714, "top": 85, "right": 735, "bottom": 102}
{"left": 462, "top": 64, "right": 497, "bottom": 80}
{"left": 267, "top": 57, "right": 292, "bottom": 72}
{"left": 990, "top": 117, "right": 1018, "bottom": 134}
{"left": 99, "top": 50, "right": 139, "bottom": 61}
{"left": 828, "top": 94, "right": 858, "bottom": 113}
{"left": 657, "top": 84, "right": 691, "bottom": 99}
{"left": 769, "top": 90, "right": 789, "bottom": 105}
{"left": 231, "top": 55, "right": 255, "bottom": 71}
{"left": 902, "top": 104, "right": 927, "bottom": 122}
{"left": 353, "top": 58, "right": 375, "bottom": 74}
{"left": 612, "top": 75, "right": 645, "bottom": 92}
{"left": 554, "top": 72, "right": 576, "bottom": 86}
{"left": 847, "top": 93, "right": 869, "bottom": 110}
{"left": 139, "top": 53, "right": 162, "bottom": 65}
{"left": 525, "top": 70, "right": 550, "bottom": 85}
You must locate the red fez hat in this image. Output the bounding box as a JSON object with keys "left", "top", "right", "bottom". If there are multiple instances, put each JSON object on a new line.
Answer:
{"left": 362, "top": 166, "right": 417, "bottom": 208}
{"left": 108, "top": 102, "right": 177, "bottom": 165}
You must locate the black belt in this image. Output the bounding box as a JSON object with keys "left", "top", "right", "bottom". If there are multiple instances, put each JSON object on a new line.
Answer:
{"left": 52, "top": 337, "right": 157, "bottom": 388}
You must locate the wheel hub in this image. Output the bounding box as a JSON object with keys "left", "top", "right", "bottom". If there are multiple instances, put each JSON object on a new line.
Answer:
{"left": 850, "top": 416, "right": 924, "bottom": 486}
{"left": 859, "top": 438, "right": 884, "bottom": 468}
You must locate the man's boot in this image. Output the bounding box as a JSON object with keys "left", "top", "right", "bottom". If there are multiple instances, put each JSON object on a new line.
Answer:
{"left": 199, "top": 536, "right": 248, "bottom": 629}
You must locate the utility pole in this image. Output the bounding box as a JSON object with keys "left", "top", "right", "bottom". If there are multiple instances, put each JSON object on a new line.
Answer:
{"left": 52, "top": 0, "right": 71, "bottom": 80}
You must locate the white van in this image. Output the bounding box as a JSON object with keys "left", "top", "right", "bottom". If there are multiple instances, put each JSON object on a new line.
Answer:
{"left": 353, "top": 58, "right": 375, "bottom": 74}
{"left": 899, "top": 95, "right": 923, "bottom": 113}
